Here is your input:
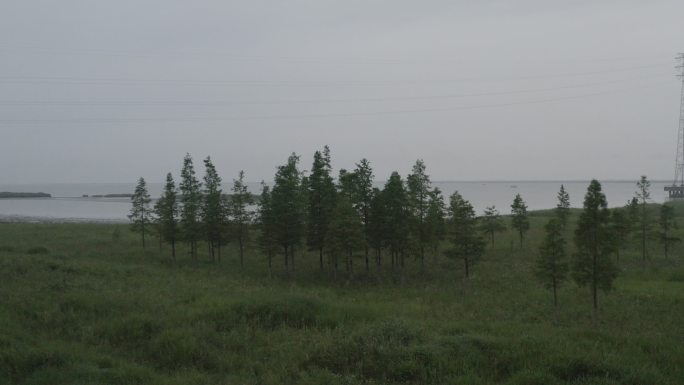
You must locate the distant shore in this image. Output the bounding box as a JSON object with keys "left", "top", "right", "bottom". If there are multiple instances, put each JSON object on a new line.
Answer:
{"left": 0, "top": 192, "right": 51, "bottom": 198}
{"left": 0, "top": 214, "right": 127, "bottom": 224}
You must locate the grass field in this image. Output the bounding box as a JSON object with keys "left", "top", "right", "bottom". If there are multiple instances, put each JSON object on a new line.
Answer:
{"left": 1, "top": 205, "right": 684, "bottom": 384}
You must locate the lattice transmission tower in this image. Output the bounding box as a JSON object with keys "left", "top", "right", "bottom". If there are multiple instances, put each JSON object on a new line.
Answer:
{"left": 665, "top": 53, "right": 684, "bottom": 198}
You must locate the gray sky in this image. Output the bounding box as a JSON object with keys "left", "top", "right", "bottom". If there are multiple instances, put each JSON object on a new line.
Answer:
{"left": 1, "top": 0, "right": 682, "bottom": 184}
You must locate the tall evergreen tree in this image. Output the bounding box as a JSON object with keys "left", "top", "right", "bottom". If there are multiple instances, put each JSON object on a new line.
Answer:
{"left": 635, "top": 175, "right": 651, "bottom": 263}
{"left": 337, "top": 168, "right": 356, "bottom": 202}
{"left": 128, "top": 177, "right": 152, "bottom": 248}
{"left": 257, "top": 183, "right": 278, "bottom": 277}
{"left": 511, "top": 194, "right": 530, "bottom": 249}
{"left": 271, "top": 153, "right": 306, "bottom": 272}
{"left": 156, "top": 173, "right": 179, "bottom": 258}
{"left": 407, "top": 159, "right": 432, "bottom": 270}
{"left": 658, "top": 204, "right": 680, "bottom": 259}
{"left": 306, "top": 146, "right": 337, "bottom": 271}
{"left": 179, "top": 154, "right": 203, "bottom": 260}
{"left": 367, "top": 187, "right": 387, "bottom": 268}
{"left": 572, "top": 180, "right": 618, "bottom": 325}
{"left": 445, "top": 191, "right": 485, "bottom": 279}
{"left": 202, "top": 156, "right": 224, "bottom": 262}
{"left": 383, "top": 172, "right": 410, "bottom": 271}
{"left": 535, "top": 218, "right": 568, "bottom": 307}
{"left": 325, "top": 196, "right": 364, "bottom": 280}
{"left": 610, "top": 208, "right": 630, "bottom": 263}
{"left": 353, "top": 158, "right": 374, "bottom": 272}
{"left": 556, "top": 184, "right": 571, "bottom": 228}
{"left": 480, "top": 205, "right": 506, "bottom": 245}
{"left": 425, "top": 187, "right": 446, "bottom": 262}
{"left": 231, "top": 170, "right": 254, "bottom": 268}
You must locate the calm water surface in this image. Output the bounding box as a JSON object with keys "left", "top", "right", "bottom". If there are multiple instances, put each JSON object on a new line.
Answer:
{"left": 0, "top": 181, "right": 674, "bottom": 221}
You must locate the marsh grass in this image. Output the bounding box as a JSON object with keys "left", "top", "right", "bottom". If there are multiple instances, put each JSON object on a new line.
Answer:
{"left": 1, "top": 203, "right": 683, "bottom": 384}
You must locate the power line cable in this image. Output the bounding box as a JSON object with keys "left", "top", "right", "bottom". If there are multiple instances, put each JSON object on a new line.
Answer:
{"left": 0, "top": 82, "right": 669, "bottom": 124}
{"left": 0, "top": 78, "right": 667, "bottom": 106}
{"left": 0, "top": 64, "right": 669, "bottom": 87}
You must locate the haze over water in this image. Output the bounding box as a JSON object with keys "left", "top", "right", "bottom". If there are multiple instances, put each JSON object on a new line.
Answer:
{"left": 0, "top": 181, "right": 672, "bottom": 221}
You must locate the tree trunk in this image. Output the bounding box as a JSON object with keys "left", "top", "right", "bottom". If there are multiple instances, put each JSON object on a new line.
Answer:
{"left": 171, "top": 238, "right": 176, "bottom": 259}
{"left": 365, "top": 245, "right": 369, "bottom": 273}
{"left": 319, "top": 247, "right": 324, "bottom": 272}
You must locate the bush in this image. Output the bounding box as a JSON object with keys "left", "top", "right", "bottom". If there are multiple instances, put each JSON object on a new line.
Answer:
{"left": 97, "top": 316, "right": 163, "bottom": 348}
{"left": 26, "top": 246, "right": 49, "bottom": 255}
{"left": 146, "top": 329, "right": 217, "bottom": 371}
{"left": 0, "top": 246, "right": 14, "bottom": 252}
{"left": 204, "top": 294, "right": 326, "bottom": 331}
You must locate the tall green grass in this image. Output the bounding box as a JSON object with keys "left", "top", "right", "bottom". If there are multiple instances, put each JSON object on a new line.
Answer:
{"left": 0, "top": 204, "right": 683, "bottom": 384}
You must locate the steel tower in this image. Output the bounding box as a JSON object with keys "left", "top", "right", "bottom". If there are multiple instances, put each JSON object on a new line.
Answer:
{"left": 665, "top": 53, "right": 684, "bottom": 198}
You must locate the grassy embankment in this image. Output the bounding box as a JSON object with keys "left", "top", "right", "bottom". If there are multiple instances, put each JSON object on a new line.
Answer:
{"left": 1, "top": 203, "right": 683, "bottom": 384}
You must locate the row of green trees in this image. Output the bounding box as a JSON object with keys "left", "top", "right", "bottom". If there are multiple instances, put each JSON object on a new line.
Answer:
{"left": 129, "top": 148, "right": 535, "bottom": 277}
{"left": 129, "top": 151, "right": 678, "bottom": 322}
{"left": 128, "top": 154, "right": 254, "bottom": 265}
{"left": 533, "top": 176, "right": 679, "bottom": 324}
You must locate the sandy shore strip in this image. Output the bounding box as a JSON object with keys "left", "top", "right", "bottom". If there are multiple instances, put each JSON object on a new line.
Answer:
{"left": 0, "top": 214, "right": 127, "bottom": 224}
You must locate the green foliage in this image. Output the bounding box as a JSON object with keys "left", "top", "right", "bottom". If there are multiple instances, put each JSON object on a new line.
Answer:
{"left": 256, "top": 183, "right": 278, "bottom": 273}
{"left": 635, "top": 175, "right": 652, "bottom": 262}
{"left": 407, "top": 159, "right": 432, "bottom": 268}
{"left": 367, "top": 187, "right": 386, "bottom": 260}
{"left": 572, "top": 180, "right": 618, "bottom": 321}
{"left": 230, "top": 170, "right": 255, "bottom": 268}
{"left": 534, "top": 218, "right": 568, "bottom": 306}
{"left": 657, "top": 203, "right": 680, "bottom": 259}
{"left": 325, "top": 197, "right": 364, "bottom": 278}
{"left": 425, "top": 187, "right": 447, "bottom": 259}
{"left": 445, "top": 191, "right": 485, "bottom": 278}
{"left": 179, "top": 153, "right": 203, "bottom": 258}
{"left": 480, "top": 205, "right": 506, "bottom": 245}
{"left": 510, "top": 194, "right": 530, "bottom": 248}
{"left": 271, "top": 153, "right": 306, "bottom": 269}
{"left": 1, "top": 220, "right": 684, "bottom": 384}
{"left": 352, "top": 158, "right": 374, "bottom": 270}
{"left": 154, "top": 173, "right": 179, "bottom": 258}
{"left": 382, "top": 172, "right": 410, "bottom": 268}
{"left": 610, "top": 208, "right": 630, "bottom": 262}
{"left": 306, "top": 146, "right": 337, "bottom": 269}
{"left": 201, "top": 156, "right": 224, "bottom": 261}
{"left": 555, "top": 184, "right": 571, "bottom": 228}
{"left": 128, "top": 177, "right": 151, "bottom": 248}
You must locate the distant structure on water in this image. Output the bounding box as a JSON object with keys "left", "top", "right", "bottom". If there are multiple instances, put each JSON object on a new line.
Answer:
{"left": 665, "top": 53, "right": 684, "bottom": 199}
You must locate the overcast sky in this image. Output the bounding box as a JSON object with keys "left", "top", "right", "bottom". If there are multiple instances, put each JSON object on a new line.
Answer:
{"left": 1, "top": 0, "right": 683, "bottom": 184}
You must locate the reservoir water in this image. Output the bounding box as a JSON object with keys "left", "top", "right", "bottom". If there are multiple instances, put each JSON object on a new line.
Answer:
{"left": 0, "top": 181, "right": 674, "bottom": 222}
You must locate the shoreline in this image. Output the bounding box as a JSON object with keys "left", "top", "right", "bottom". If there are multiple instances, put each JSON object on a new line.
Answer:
{"left": 0, "top": 214, "right": 127, "bottom": 224}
